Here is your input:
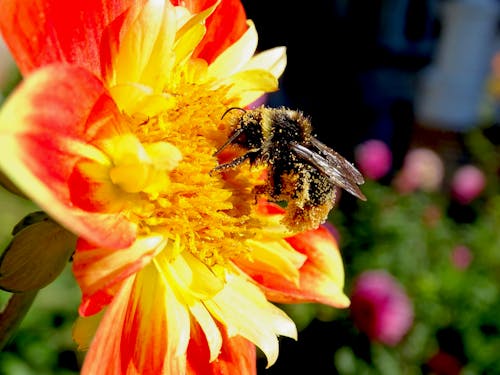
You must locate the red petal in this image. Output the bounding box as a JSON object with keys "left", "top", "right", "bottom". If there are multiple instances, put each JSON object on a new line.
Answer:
{"left": 0, "top": 0, "right": 137, "bottom": 77}
{"left": 0, "top": 64, "right": 135, "bottom": 249}
{"left": 187, "top": 321, "right": 256, "bottom": 375}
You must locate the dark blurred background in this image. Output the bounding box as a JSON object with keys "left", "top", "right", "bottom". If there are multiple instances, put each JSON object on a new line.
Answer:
{"left": 243, "top": 0, "right": 500, "bottom": 175}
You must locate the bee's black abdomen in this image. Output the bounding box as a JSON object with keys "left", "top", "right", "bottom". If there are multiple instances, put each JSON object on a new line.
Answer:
{"left": 307, "top": 167, "right": 336, "bottom": 205}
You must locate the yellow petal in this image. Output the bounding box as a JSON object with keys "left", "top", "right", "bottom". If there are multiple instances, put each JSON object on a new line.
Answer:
{"left": 205, "top": 274, "right": 297, "bottom": 368}
{"left": 226, "top": 69, "right": 279, "bottom": 106}
{"left": 227, "top": 69, "right": 278, "bottom": 93}
{"left": 244, "top": 46, "right": 287, "bottom": 80}
{"left": 173, "top": 2, "right": 219, "bottom": 66}
{"left": 109, "top": 83, "right": 175, "bottom": 117}
{"left": 157, "top": 250, "right": 224, "bottom": 303}
{"left": 138, "top": 264, "right": 192, "bottom": 359}
{"left": 173, "top": 23, "right": 206, "bottom": 66}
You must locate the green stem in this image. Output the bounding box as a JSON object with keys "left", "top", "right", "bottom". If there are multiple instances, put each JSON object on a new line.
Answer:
{"left": 0, "top": 290, "right": 38, "bottom": 350}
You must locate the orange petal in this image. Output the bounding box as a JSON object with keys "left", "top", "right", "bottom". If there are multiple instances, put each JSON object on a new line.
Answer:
{"left": 74, "top": 235, "right": 166, "bottom": 316}
{"left": 250, "top": 225, "right": 350, "bottom": 308}
{"left": 0, "top": 64, "right": 135, "bottom": 249}
{"left": 187, "top": 321, "right": 256, "bottom": 375}
{"left": 0, "top": 0, "right": 137, "bottom": 77}
{"left": 235, "top": 239, "right": 306, "bottom": 287}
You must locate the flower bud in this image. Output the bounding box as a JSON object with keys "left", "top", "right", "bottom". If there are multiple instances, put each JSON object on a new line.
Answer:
{"left": 0, "top": 212, "right": 77, "bottom": 292}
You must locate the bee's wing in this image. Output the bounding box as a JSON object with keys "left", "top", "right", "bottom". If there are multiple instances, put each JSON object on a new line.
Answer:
{"left": 310, "top": 137, "right": 365, "bottom": 184}
{"left": 292, "top": 141, "right": 367, "bottom": 201}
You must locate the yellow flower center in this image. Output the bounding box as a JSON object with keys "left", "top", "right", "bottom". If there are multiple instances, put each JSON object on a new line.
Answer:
{"left": 107, "top": 80, "right": 263, "bottom": 269}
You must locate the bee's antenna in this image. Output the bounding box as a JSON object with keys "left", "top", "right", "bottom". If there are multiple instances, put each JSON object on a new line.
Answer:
{"left": 221, "top": 107, "right": 246, "bottom": 120}
{"left": 213, "top": 126, "right": 247, "bottom": 156}
{"left": 213, "top": 107, "right": 248, "bottom": 157}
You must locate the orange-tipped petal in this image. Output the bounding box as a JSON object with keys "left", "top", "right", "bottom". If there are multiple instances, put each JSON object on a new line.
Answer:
{"left": 0, "top": 0, "right": 138, "bottom": 77}
{"left": 187, "top": 321, "right": 256, "bottom": 375}
{"left": 0, "top": 64, "right": 136, "bottom": 249}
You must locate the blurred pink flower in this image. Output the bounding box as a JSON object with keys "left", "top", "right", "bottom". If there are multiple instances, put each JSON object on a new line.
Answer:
{"left": 450, "top": 245, "right": 473, "bottom": 270}
{"left": 393, "top": 148, "right": 444, "bottom": 193}
{"left": 350, "top": 270, "right": 414, "bottom": 346}
{"left": 450, "top": 165, "right": 486, "bottom": 204}
{"left": 354, "top": 139, "right": 392, "bottom": 180}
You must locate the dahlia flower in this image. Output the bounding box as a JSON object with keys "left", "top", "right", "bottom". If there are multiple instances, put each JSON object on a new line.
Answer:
{"left": 0, "top": 0, "right": 350, "bottom": 373}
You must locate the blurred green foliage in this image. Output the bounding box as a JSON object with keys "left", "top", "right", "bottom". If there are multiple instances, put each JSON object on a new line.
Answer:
{"left": 270, "top": 126, "right": 500, "bottom": 374}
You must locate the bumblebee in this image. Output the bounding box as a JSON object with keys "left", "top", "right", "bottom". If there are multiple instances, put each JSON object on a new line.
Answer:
{"left": 212, "top": 106, "right": 366, "bottom": 232}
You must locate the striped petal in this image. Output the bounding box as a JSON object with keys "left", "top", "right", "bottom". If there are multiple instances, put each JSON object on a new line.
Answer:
{"left": 105, "top": 0, "right": 177, "bottom": 90}
{"left": 235, "top": 239, "right": 306, "bottom": 286}
{"left": 0, "top": 0, "right": 137, "bottom": 77}
{"left": 77, "top": 279, "right": 132, "bottom": 375}
{"left": 79, "top": 272, "right": 189, "bottom": 375}
{"left": 0, "top": 64, "right": 136, "bottom": 249}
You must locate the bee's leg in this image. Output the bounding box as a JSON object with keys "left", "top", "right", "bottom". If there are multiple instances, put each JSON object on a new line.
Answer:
{"left": 210, "top": 150, "right": 259, "bottom": 174}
